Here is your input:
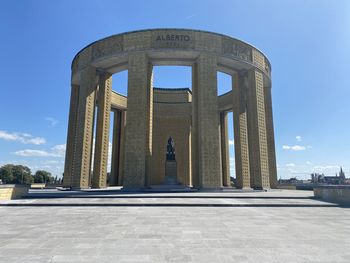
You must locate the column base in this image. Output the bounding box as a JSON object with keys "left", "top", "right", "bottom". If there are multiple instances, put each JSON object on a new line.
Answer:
{"left": 121, "top": 186, "right": 151, "bottom": 192}
{"left": 252, "top": 187, "right": 270, "bottom": 191}
{"left": 90, "top": 186, "right": 108, "bottom": 190}
{"left": 70, "top": 187, "right": 90, "bottom": 191}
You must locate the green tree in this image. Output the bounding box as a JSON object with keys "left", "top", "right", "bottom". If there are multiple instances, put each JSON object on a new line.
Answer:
{"left": 0, "top": 164, "right": 33, "bottom": 184}
{"left": 12, "top": 165, "right": 32, "bottom": 184}
{"left": 34, "top": 170, "right": 53, "bottom": 183}
{"left": 0, "top": 165, "right": 14, "bottom": 184}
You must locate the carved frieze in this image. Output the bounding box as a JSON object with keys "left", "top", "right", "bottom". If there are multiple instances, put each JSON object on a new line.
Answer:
{"left": 92, "top": 36, "right": 123, "bottom": 60}
{"left": 222, "top": 37, "right": 252, "bottom": 62}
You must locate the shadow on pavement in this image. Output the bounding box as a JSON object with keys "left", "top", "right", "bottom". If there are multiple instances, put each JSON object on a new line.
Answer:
{"left": 1, "top": 203, "right": 347, "bottom": 208}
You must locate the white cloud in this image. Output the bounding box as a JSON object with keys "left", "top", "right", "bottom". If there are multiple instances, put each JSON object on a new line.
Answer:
{"left": 296, "top": 136, "right": 302, "bottom": 142}
{"left": 229, "top": 157, "right": 235, "bottom": 177}
{"left": 51, "top": 144, "right": 66, "bottom": 157}
{"left": 287, "top": 168, "right": 298, "bottom": 173}
{"left": 45, "top": 117, "right": 58, "bottom": 127}
{"left": 44, "top": 160, "right": 60, "bottom": 164}
{"left": 306, "top": 161, "right": 312, "bottom": 165}
{"left": 286, "top": 163, "right": 295, "bottom": 167}
{"left": 185, "top": 13, "right": 197, "bottom": 20}
{"left": 313, "top": 165, "right": 339, "bottom": 171}
{"left": 91, "top": 139, "right": 113, "bottom": 171}
{"left": 12, "top": 144, "right": 66, "bottom": 158}
{"left": 282, "top": 145, "right": 306, "bottom": 151}
{"left": 0, "top": 130, "right": 46, "bottom": 145}
{"left": 26, "top": 137, "right": 46, "bottom": 145}
{"left": 0, "top": 131, "right": 17, "bottom": 141}
{"left": 13, "top": 149, "right": 52, "bottom": 157}
{"left": 228, "top": 139, "right": 234, "bottom": 146}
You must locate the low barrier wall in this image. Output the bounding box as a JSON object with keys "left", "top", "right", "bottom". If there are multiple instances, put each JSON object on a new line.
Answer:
{"left": 30, "top": 183, "right": 46, "bottom": 189}
{"left": 314, "top": 185, "right": 350, "bottom": 205}
{"left": 276, "top": 185, "right": 296, "bottom": 190}
{"left": 0, "top": 184, "right": 29, "bottom": 200}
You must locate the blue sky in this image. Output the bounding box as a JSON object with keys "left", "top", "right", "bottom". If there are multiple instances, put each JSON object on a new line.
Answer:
{"left": 0, "top": 0, "right": 349, "bottom": 179}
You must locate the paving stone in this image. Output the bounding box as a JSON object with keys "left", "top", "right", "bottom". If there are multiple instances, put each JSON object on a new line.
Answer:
{"left": 0, "top": 190, "right": 349, "bottom": 262}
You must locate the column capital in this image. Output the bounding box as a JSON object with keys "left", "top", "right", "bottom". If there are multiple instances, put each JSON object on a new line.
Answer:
{"left": 237, "top": 69, "right": 248, "bottom": 77}
{"left": 78, "top": 66, "right": 98, "bottom": 88}
{"left": 96, "top": 69, "right": 112, "bottom": 77}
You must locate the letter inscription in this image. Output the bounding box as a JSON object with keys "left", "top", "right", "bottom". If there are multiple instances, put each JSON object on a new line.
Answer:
{"left": 153, "top": 33, "right": 193, "bottom": 48}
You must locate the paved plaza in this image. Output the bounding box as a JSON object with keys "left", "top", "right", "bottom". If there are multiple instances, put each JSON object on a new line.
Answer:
{"left": 0, "top": 189, "right": 349, "bottom": 262}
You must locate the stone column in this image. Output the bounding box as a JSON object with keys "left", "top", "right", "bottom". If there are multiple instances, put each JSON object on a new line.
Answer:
{"left": 145, "top": 68, "right": 153, "bottom": 188}
{"left": 119, "top": 111, "right": 126, "bottom": 185}
{"left": 110, "top": 109, "right": 125, "bottom": 186}
{"left": 233, "top": 72, "right": 251, "bottom": 189}
{"left": 246, "top": 70, "right": 270, "bottom": 189}
{"left": 220, "top": 112, "right": 231, "bottom": 187}
{"left": 123, "top": 53, "right": 153, "bottom": 189}
{"left": 71, "top": 66, "right": 97, "bottom": 189}
{"left": 188, "top": 127, "right": 192, "bottom": 187}
{"left": 92, "top": 73, "right": 112, "bottom": 188}
{"left": 191, "top": 64, "right": 199, "bottom": 188}
{"left": 194, "top": 53, "right": 222, "bottom": 188}
{"left": 63, "top": 84, "right": 80, "bottom": 187}
{"left": 264, "top": 85, "right": 278, "bottom": 188}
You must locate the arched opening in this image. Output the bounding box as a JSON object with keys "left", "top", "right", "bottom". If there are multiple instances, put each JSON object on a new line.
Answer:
{"left": 150, "top": 65, "right": 192, "bottom": 187}
{"left": 217, "top": 71, "right": 233, "bottom": 96}
{"left": 217, "top": 71, "right": 235, "bottom": 188}
{"left": 108, "top": 70, "right": 128, "bottom": 186}
{"left": 112, "top": 70, "right": 128, "bottom": 96}
{"left": 228, "top": 111, "right": 235, "bottom": 187}
{"left": 153, "top": 66, "right": 191, "bottom": 89}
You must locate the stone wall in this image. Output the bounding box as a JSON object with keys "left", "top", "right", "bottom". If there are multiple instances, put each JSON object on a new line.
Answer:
{"left": 0, "top": 185, "right": 29, "bottom": 201}
{"left": 314, "top": 185, "right": 350, "bottom": 205}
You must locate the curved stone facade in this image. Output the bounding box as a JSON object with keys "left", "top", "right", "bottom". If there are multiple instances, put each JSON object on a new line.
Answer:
{"left": 63, "top": 29, "right": 277, "bottom": 190}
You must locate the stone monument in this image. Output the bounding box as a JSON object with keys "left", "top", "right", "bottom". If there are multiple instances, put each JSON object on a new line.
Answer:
{"left": 164, "top": 137, "right": 177, "bottom": 185}
{"left": 63, "top": 29, "right": 277, "bottom": 190}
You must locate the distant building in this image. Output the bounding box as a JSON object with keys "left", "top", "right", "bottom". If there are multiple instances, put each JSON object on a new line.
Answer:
{"left": 278, "top": 177, "right": 304, "bottom": 185}
{"left": 339, "top": 167, "right": 346, "bottom": 179}
{"left": 311, "top": 167, "right": 346, "bottom": 185}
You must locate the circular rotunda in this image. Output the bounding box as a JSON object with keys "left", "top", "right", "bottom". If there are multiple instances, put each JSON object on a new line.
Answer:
{"left": 63, "top": 29, "right": 277, "bottom": 190}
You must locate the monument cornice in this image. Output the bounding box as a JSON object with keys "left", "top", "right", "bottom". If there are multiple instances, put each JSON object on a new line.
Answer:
{"left": 71, "top": 28, "right": 271, "bottom": 79}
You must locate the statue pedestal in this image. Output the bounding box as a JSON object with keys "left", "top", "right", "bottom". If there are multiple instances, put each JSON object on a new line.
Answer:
{"left": 164, "top": 161, "right": 177, "bottom": 185}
